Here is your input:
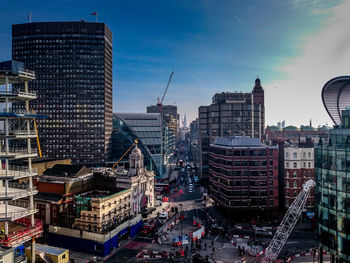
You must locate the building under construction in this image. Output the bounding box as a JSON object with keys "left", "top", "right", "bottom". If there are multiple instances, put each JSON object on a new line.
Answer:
{"left": 0, "top": 60, "right": 43, "bottom": 262}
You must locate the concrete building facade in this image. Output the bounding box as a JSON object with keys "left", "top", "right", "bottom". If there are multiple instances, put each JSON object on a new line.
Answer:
{"left": 283, "top": 143, "right": 315, "bottom": 211}
{"left": 12, "top": 21, "right": 113, "bottom": 165}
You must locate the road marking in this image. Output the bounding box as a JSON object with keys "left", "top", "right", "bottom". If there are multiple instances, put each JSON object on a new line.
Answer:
{"left": 214, "top": 235, "right": 219, "bottom": 242}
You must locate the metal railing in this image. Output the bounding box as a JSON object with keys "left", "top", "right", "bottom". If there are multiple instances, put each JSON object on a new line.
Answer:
{"left": 0, "top": 148, "right": 37, "bottom": 155}
{"left": 0, "top": 208, "right": 38, "bottom": 221}
{"left": 0, "top": 89, "right": 36, "bottom": 97}
{"left": 18, "top": 68, "right": 35, "bottom": 79}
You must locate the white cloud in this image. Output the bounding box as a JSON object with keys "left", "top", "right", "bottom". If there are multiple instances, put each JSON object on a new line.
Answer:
{"left": 265, "top": 0, "right": 350, "bottom": 127}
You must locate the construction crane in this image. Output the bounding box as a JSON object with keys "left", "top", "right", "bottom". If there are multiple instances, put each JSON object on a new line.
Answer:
{"left": 112, "top": 139, "right": 138, "bottom": 169}
{"left": 32, "top": 109, "right": 42, "bottom": 158}
{"left": 260, "top": 179, "right": 315, "bottom": 263}
{"left": 157, "top": 71, "right": 174, "bottom": 113}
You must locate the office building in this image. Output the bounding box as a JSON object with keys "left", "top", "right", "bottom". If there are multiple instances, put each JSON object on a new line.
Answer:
{"left": 147, "top": 104, "right": 178, "bottom": 142}
{"left": 12, "top": 21, "right": 113, "bottom": 165}
{"left": 209, "top": 136, "right": 278, "bottom": 216}
{"left": 316, "top": 76, "right": 350, "bottom": 262}
{"left": 199, "top": 78, "right": 265, "bottom": 184}
{"left": 113, "top": 113, "right": 173, "bottom": 177}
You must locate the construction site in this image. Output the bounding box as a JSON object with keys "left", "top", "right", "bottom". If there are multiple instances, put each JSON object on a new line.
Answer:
{"left": 0, "top": 60, "right": 43, "bottom": 262}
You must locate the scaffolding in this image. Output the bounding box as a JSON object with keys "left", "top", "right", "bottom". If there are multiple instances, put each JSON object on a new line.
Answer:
{"left": 0, "top": 61, "right": 43, "bottom": 258}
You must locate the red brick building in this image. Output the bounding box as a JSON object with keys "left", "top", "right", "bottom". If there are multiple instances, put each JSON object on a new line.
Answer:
{"left": 209, "top": 136, "right": 279, "bottom": 216}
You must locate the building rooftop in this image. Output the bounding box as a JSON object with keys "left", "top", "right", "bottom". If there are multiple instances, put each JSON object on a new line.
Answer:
{"left": 33, "top": 244, "right": 67, "bottom": 256}
{"left": 43, "top": 164, "right": 90, "bottom": 177}
{"left": 213, "top": 136, "right": 265, "bottom": 147}
{"left": 322, "top": 76, "right": 350, "bottom": 126}
{"left": 284, "top": 125, "right": 300, "bottom": 131}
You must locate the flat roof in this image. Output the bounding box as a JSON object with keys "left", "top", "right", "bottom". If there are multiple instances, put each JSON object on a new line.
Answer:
{"left": 33, "top": 244, "right": 67, "bottom": 256}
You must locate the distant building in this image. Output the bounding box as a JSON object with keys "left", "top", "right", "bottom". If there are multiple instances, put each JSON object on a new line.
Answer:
{"left": 190, "top": 118, "right": 199, "bottom": 144}
{"left": 147, "top": 105, "right": 179, "bottom": 142}
{"left": 265, "top": 124, "right": 329, "bottom": 143}
{"left": 283, "top": 142, "right": 315, "bottom": 214}
{"left": 113, "top": 113, "right": 173, "bottom": 177}
{"left": 12, "top": 21, "right": 113, "bottom": 165}
{"left": 316, "top": 76, "right": 350, "bottom": 262}
{"left": 199, "top": 78, "right": 265, "bottom": 185}
{"left": 209, "top": 136, "right": 278, "bottom": 216}
{"left": 147, "top": 105, "right": 177, "bottom": 119}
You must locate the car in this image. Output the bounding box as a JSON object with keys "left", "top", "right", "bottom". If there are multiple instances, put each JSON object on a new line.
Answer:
{"left": 188, "top": 189, "right": 193, "bottom": 194}
{"left": 189, "top": 183, "right": 193, "bottom": 188}
{"left": 155, "top": 200, "right": 162, "bottom": 207}
{"left": 254, "top": 227, "right": 273, "bottom": 237}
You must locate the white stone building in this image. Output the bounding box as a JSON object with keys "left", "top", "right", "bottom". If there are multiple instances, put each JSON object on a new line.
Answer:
{"left": 115, "top": 146, "right": 155, "bottom": 214}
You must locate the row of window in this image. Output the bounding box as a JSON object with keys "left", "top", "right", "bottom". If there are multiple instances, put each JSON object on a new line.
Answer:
{"left": 285, "top": 161, "right": 312, "bottom": 168}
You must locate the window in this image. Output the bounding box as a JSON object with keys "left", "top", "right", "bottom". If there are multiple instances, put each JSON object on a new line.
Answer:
{"left": 293, "top": 162, "right": 297, "bottom": 168}
{"left": 293, "top": 181, "right": 297, "bottom": 188}
{"left": 286, "top": 171, "right": 289, "bottom": 178}
{"left": 308, "top": 152, "right": 311, "bottom": 158}
{"left": 308, "top": 162, "right": 311, "bottom": 168}
{"left": 286, "top": 181, "right": 289, "bottom": 188}
{"left": 286, "top": 162, "right": 289, "bottom": 168}
{"left": 286, "top": 152, "right": 289, "bottom": 158}
{"left": 293, "top": 172, "right": 297, "bottom": 178}
{"left": 293, "top": 152, "right": 297, "bottom": 158}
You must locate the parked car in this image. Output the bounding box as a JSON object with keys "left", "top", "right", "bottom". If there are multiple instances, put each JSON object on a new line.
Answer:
{"left": 254, "top": 227, "right": 273, "bottom": 237}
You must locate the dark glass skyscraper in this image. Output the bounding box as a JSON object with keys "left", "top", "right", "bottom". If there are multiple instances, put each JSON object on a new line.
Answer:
{"left": 12, "top": 21, "right": 113, "bottom": 165}
{"left": 315, "top": 76, "right": 350, "bottom": 262}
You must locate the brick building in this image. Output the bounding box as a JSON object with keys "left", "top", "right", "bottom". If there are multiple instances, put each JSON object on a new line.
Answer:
{"left": 208, "top": 136, "right": 278, "bottom": 217}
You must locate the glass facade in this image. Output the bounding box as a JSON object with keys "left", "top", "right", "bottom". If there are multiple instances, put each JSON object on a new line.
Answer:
{"left": 315, "top": 109, "right": 350, "bottom": 262}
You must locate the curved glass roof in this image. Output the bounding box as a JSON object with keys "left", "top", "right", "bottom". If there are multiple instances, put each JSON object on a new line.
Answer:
{"left": 322, "top": 76, "right": 350, "bottom": 125}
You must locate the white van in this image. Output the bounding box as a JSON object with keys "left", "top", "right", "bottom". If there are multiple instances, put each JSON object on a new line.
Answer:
{"left": 159, "top": 212, "right": 168, "bottom": 224}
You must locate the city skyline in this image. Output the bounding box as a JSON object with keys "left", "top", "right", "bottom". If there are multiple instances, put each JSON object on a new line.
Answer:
{"left": 0, "top": 0, "right": 349, "bottom": 126}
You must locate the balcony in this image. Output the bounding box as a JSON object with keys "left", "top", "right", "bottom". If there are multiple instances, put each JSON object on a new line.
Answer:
{"left": 0, "top": 148, "right": 37, "bottom": 159}
{"left": 0, "top": 168, "right": 37, "bottom": 180}
{"left": 0, "top": 186, "right": 38, "bottom": 201}
{"left": 0, "top": 130, "right": 37, "bottom": 139}
{"left": 0, "top": 204, "right": 37, "bottom": 221}
{"left": 0, "top": 89, "right": 37, "bottom": 102}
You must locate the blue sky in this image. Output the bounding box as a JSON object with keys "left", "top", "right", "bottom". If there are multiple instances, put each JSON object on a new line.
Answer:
{"left": 0, "top": 0, "right": 348, "bottom": 126}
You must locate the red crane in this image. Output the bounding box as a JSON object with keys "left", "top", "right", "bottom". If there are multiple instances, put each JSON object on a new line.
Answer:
{"left": 157, "top": 71, "right": 174, "bottom": 113}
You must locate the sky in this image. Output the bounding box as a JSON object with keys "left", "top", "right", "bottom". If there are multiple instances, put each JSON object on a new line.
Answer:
{"left": 0, "top": 0, "right": 349, "bottom": 127}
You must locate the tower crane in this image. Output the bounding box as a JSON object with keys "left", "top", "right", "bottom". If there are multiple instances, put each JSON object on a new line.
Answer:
{"left": 157, "top": 71, "right": 174, "bottom": 113}
{"left": 259, "top": 179, "right": 315, "bottom": 263}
